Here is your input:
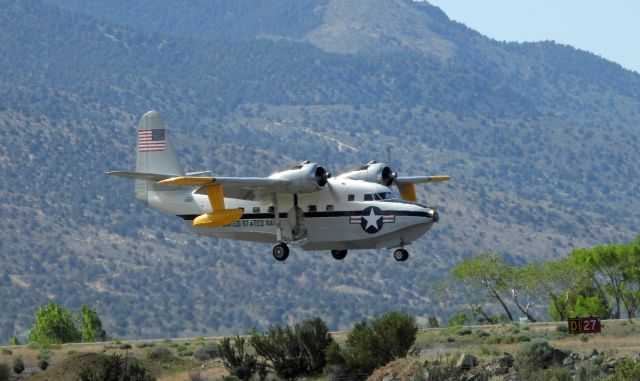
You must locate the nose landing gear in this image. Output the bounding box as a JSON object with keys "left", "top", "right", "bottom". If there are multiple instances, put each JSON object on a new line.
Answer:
{"left": 331, "top": 250, "right": 348, "bottom": 260}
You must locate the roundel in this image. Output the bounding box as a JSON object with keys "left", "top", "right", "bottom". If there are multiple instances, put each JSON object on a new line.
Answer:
{"left": 360, "top": 206, "right": 384, "bottom": 234}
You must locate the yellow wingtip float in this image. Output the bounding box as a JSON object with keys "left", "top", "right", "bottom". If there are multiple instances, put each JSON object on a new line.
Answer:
{"left": 194, "top": 183, "right": 243, "bottom": 227}
{"left": 157, "top": 178, "right": 243, "bottom": 228}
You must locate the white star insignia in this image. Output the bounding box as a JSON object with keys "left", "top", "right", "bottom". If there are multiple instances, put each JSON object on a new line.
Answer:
{"left": 363, "top": 208, "right": 382, "bottom": 230}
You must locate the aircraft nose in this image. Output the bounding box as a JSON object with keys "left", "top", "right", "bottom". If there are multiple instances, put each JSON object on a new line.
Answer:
{"left": 426, "top": 209, "right": 440, "bottom": 222}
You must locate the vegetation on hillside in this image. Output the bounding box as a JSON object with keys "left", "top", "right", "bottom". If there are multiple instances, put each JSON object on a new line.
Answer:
{"left": 0, "top": 0, "right": 639, "bottom": 343}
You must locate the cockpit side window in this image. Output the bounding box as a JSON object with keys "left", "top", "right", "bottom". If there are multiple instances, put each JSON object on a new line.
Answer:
{"left": 364, "top": 194, "right": 373, "bottom": 201}
{"left": 374, "top": 193, "right": 382, "bottom": 200}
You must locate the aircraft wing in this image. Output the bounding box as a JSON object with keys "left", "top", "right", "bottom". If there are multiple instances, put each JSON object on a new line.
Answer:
{"left": 157, "top": 176, "right": 292, "bottom": 200}
{"left": 395, "top": 175, "right": 450, "bottom": 184}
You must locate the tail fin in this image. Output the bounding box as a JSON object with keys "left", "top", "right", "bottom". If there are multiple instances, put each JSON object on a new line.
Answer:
{"left": 134, "top": 110, "right": 184, "bottom": 202}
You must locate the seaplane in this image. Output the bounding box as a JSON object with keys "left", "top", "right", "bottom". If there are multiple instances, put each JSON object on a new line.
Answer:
{"left": 106, "top": 111, "right": 450, "bottom": 261}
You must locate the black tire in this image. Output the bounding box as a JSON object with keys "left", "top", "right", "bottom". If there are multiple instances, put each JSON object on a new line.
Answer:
{"left": 393, "top": 249, "right": 409, "bottom": 261}
{"left": 331, "top": 250, "right": 347, "bottom": 260}
{"left": 273, "top": 243, "right": 289, "bottom": 261}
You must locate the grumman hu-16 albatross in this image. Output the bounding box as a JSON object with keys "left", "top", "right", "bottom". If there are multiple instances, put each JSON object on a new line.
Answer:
{"left": 106, "top": 111, "right": 450, "bottom": 261}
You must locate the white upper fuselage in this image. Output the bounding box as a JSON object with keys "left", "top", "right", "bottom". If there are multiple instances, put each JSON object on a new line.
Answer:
{"left": 150, "top": 178, "right": 436, "bottom": 251}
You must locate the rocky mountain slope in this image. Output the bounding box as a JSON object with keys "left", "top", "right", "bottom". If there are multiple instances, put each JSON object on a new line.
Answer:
{"left": 0, "top": 0, "right": 639, "bottom": 341}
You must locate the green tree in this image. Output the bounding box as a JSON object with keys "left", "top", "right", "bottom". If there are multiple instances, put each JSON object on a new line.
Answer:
{"left": 28, "top": 302, "right": 81, "bottom": 345}
{"left": 451, "top": 253, "right": 514, "bottom": 321}
{"left": 509, "top": 263, "right": 545, "bottom": 322}
{"left": 79, "top": 304, "right": 106, "bottom": 342}
{"left": 537, "top": 258, "right": 591, "bottom": 321}
{"left": 618, "top": 237, "right": 640, "bottom": 319}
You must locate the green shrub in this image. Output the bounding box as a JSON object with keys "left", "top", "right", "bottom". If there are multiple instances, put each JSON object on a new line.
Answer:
{"left": 0, "top": 349, "right": 11, "bottom": 356}
{"left": 606, "top": 358, "right": 640, "bottom": 381}
{"left": 12, "top": 357, "right": 25, "bottom": 374}
{"left": 0, "top": 363, "right": 9, "bottom": 381}
{"left": 330, "top": 311, "right": 417, "bottom": 378}
{"left": 179, "top": 350, "right": 193, "bottom": 357}
{"left": 447, "top": 312, "right": 469, "bottom": 327}
{"left": 457, "top": 327, "right": 472, "bottom": 336}
{"left": 446, "top": 336, "right": 455, "bottom": 343}
{"left": 8, "top": 337, "right": 18, "bottom": 346}
{"left": 193, "top": 344, "right": 219, "bottom": 361}
{"left": 37, "top": 347, "right": 50, "bottom": 369}
{"left": 516, "top": 335, "right": 531, "bottom": 343}
{"left": 250, "top": 317, "right": 333, "bottom": 379}
{"left": 176, "top": 345, "right": 188, "bottom": 353}
{"left": 556, "top": 324, "right": 569, "bottom": 333}
{"left": 515, "top": 339, "right": 555, "bottom": 371}
{"left": 428, "top": 315, "right": 439, "bottom": 328}
{"left": 78, "top": 354, "right": 154, "bottom": 381}
{"left": 476, "top": 330, "right": 490, "bottom": 338}
{"left": 38, "top": 359, "right": 49, "bottom": 370}
{"left": 119, "top": 343, "right": 132, "bottom": 350}
{"left": 146, "top": 347, "right": 173, "bottom": 362}
{"left": 219, "top": 336, "right": 262, "bottom": 381}
{"left": 67, "top": 349, "right": 78, "bottom": 356}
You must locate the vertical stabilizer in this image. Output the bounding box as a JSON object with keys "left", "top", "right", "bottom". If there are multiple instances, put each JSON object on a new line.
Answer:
{"left": 135, "top": 110, "right": 184, "bottom": 202}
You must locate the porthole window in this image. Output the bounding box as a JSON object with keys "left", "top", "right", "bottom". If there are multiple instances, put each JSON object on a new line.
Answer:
{"left": 253, "top": 206, "right": 260, "bottom": 213}
{"left": 326, "top": 205, "right": 334, "bottom": 211}
{"left": 348, "top": 194, "right": 355, "bottom": 201}
{"left": 308, "top": 205, "right": 317, "bottom": 212}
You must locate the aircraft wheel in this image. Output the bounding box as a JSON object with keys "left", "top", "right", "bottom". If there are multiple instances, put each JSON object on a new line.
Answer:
{"left": 273, "top": 243, "right": 289, "bottom": 261}
{"left": 331, "top": 249, "right": 347, "bottom": 260}
{"left": 393, "top": 248, "right": 409, "bottom": 261}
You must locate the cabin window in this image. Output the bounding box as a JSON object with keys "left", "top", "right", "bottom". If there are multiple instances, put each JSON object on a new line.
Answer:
{"left": 308, "top": 205, "right": 317, "bottom": 212}
{"left": 268, "top": 205, "right": 275, "bottom": 213}
{"left": 252, "top": 207, "right": 260, "bottom": 213}
{"left": 378, "top": 192, "right": 393, "bottom": 200}
{"left": 364, "top": 194, "right": 373, "bottom": 201}
{"left": 326, "top": 204, "right": 334, "bottom": 211}
{"left": 348, "top": 194, "right": 355, "bottom": 201}
{"left": 374, "top": 193, "right": 382, "bottom": 200}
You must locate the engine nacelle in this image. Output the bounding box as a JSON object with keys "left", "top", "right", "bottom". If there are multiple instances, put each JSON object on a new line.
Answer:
{"left": 337, "top": 161, "right": 397, "bottom": 186}
{"left": 269, "top": 161, "right": 329, "bottom": 193}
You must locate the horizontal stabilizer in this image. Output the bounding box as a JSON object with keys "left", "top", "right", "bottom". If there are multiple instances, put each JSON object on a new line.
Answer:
{"left": 105, "top": 171, "right": 178, "bottom": 181}
{"left": 157, "top": 176, "right": 290, "bottom": 189}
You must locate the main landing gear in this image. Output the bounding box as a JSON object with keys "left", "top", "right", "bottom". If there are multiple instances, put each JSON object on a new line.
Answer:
{"left": 393, "top": 248, "right": 409, "bottom": 262}
{"left": 331, "top": 250, "right": 348, "bottom": 260}
{"left": 272, "top": 243, "right": 289, "bottom": 261}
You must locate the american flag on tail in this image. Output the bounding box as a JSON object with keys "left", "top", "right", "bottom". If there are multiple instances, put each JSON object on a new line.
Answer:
{"left": 138, "top": 129, "right": 165, "bottom": 152}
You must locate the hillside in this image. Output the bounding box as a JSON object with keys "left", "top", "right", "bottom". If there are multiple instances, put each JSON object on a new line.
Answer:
{"left": 0, "top": 0, "right": 639, "bottom": 342}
